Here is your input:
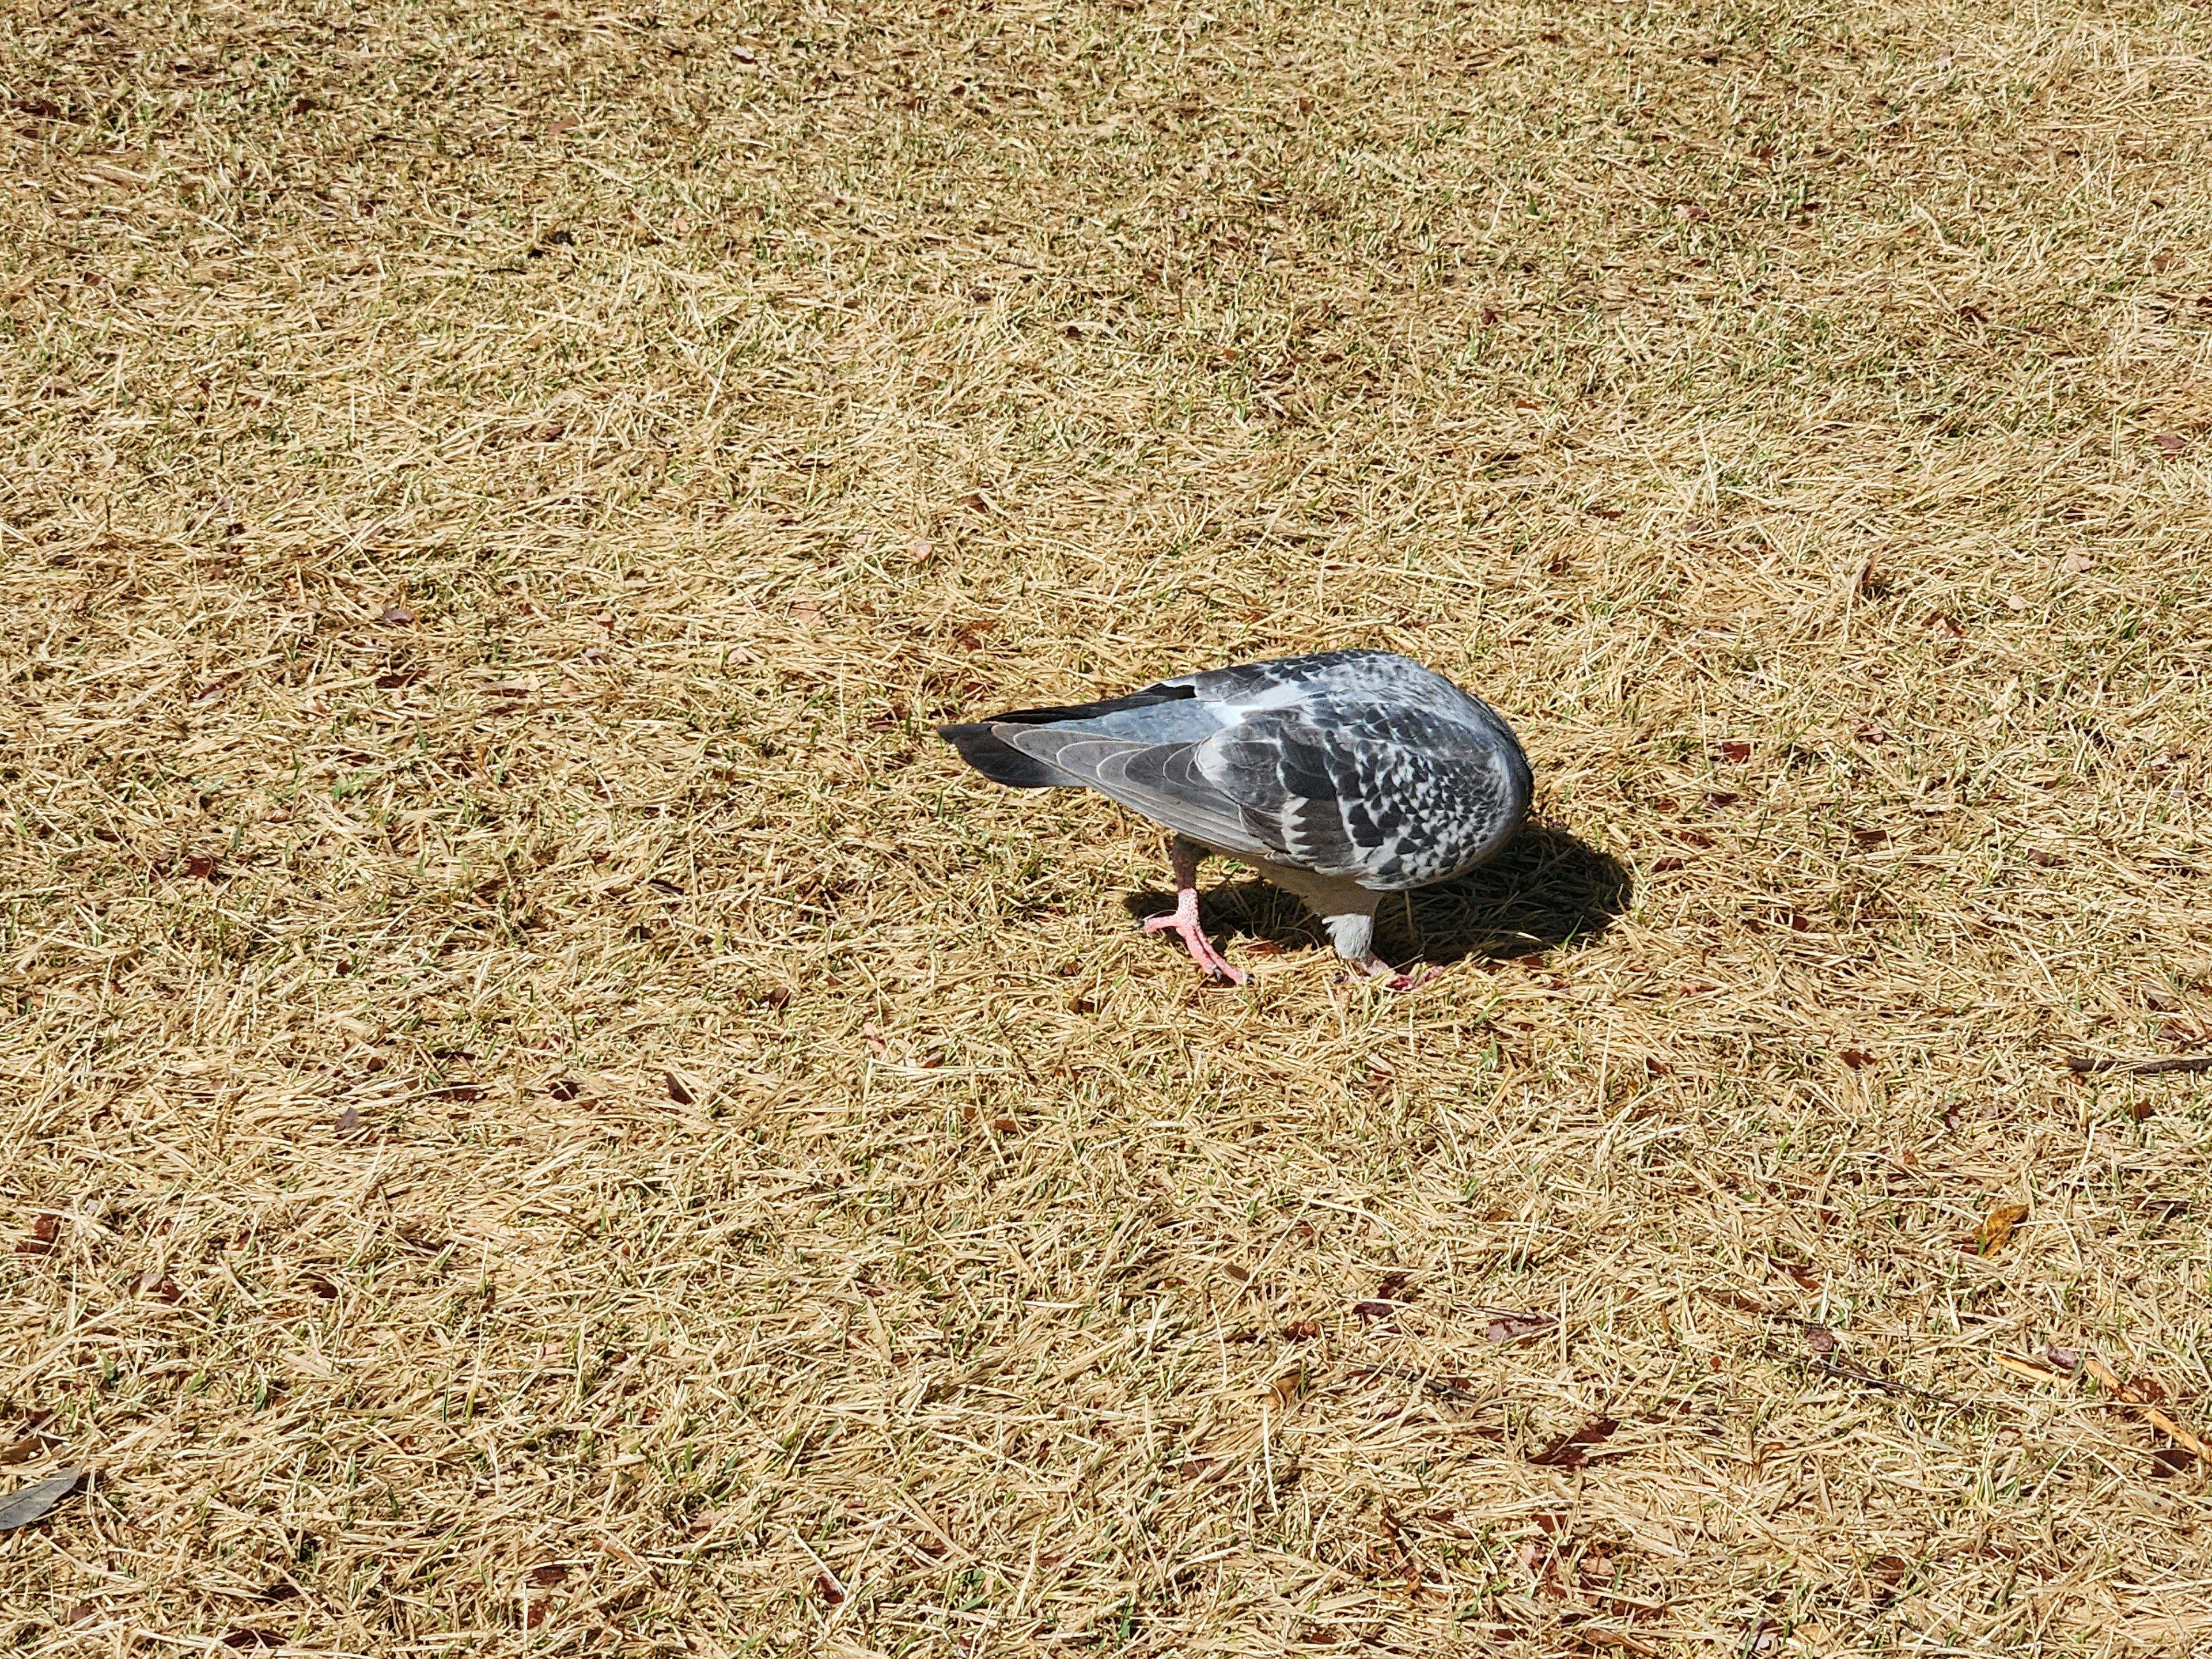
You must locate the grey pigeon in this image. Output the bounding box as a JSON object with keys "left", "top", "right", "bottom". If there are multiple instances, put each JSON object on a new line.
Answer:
{"left": 937, "top": 650, "right": 1532, "bottom": 984}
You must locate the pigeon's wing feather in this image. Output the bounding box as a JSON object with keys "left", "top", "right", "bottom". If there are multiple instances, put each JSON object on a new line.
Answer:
{"left": 991, "top": 724, "right": 1282, "bottom": 861}
{"left": 1201, "top": 706, "right": 1531, "bottom": 889}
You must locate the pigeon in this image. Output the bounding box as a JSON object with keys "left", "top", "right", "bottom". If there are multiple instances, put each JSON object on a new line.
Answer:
{"left": 937, "top": 649, "right": 1532, "bottom": 984}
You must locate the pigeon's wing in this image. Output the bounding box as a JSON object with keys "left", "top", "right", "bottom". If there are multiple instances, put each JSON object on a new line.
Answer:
{"left": 1200, "top": 707, "right": 1527, "bottom": 889}
{"left": 987, "top": 721, "right": 1280, "bottom": 861}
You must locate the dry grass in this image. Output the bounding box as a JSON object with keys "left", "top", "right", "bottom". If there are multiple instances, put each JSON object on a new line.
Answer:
{"left": 4, "top": 0, "right": 2212, "bottom": 1652}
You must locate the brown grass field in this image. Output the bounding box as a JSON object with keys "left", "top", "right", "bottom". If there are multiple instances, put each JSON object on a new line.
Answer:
{"left": 4, "top": 0, "right": 2212, "bottom": 1653}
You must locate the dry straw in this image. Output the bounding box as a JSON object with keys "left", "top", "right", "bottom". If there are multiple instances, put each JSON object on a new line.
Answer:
{"left": 3, "top": 0, "right": 2211, "bottom": 1653}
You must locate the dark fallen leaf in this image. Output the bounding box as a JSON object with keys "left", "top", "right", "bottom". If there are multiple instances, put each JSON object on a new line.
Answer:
{"left": 988, "top": 1116, "right": 1019, "bottom": 1134}
{"left": 1374, "top": 1270, "right": 1414, "bottom": 1300}
{"left": 1806, "top": 1324, "right": 1837, "bottom": 1355}
{"left": 1353, "top": 1299, "right": 1396, "bottom": 1321}
{"left": 1770, "top": 1256, "right": 1820, "bottom": 1290}
{"left": 300, "top": 1272, "right": 338, "bottom": 1301}
{"left": 1868, "top": 1554, "right": 1910, "bottom": 1586}
{"left": 2025, "top": 848, "right": 2065, "bottom": 868}
{"left": 136, "top": 1272, "right": 182, "bottom": 1302}
{"left": 335, "top": 1106, "right": 361, "bottom": 1133}
{"left": 548, "top": 1079, "right": 582, "bottom": 1101}
{"left": 184, "top": 854, "right": 218, "bottom": 879}
{"left": 816, "top": 1573, "right": 846, "bottom": 1606}
{"left": 523, "top": 1601, "right": 551, "bottom": 1629}
{"left": 0, "top": 1469, "right": 82, "bottom": 1531}
{"left": 1715, "top": 741, "right": 1752, "bottom": 763}
{"left": 663, "top": 1070, "right": 695, "bottom": 1105}
{"left": 1850, "top": 827, "right": 1887, "bottom": 846}
{"left": 0, "top": 1435, "right": 49, "bottom": 1466}
{"left": 17, "top": 1214, "right": 59, "bottom": 1256}
{"left": 1484, "top": 1312, "right": 1558, "bottom": 1344}
{"left": 2152, "top": 1446, "right": 2194, "bottom": 1478}
{"left": 1705, "top": 790, "right": 1741, "bottom": 808}
{"left": 2128, "top": 1374, "right": 2170, "bottom": 1405}
{"left": 2152, "top": 432, "right": 2188, "bottom": 454}
{"left": 1284, "top": 1319, "right": 1320, "bottom": 1340}
{"left": 1838, "top": 1048, "right": 1874, "bottom": 1069}
{"left": 66, "top": 1602, "right": 96, "bottom": 1624}
{"left": 378, "top": 604, "right": 416, "bottom": 626}
{"left": 1528, "top": 1417, "right": 1619, "bottom": 1468}
{"left": 1652, "top": 855, "right": 1685, "bottom": 872}
{"left": 527, "top": 1563, "right": 569, "bottom": 1588}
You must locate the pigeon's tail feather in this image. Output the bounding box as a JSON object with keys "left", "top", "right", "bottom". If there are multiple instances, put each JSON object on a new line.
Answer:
{"left": 935, "top": 724, "right": 1068, "bottom": 788}
{"left": 935, "top": 684, "right": 1197, "bottom": 789}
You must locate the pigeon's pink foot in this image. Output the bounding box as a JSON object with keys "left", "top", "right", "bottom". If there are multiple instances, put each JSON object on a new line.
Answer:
{"left": 1142, "top": 889, "right": 1247, "bottom": 984}
{"left": 1347, "top": 955, "right": 1433, "bottom": 992}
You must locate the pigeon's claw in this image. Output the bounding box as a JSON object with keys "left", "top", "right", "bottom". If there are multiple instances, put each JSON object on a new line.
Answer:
{"left": 1350, "top": 954, "right": 1431, "bottom": 992}
{"left": 1142, "top": 891, "right": 1247, "bottom": 984}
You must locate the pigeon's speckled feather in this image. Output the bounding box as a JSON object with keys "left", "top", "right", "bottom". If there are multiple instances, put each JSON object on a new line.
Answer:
{"left": 938, "top": 650, "right": 1532, "bottom": 893}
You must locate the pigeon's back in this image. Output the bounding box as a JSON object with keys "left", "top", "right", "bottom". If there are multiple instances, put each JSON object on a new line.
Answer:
{"left": 940, "top": 650, "right": 1531, "bottom": 892}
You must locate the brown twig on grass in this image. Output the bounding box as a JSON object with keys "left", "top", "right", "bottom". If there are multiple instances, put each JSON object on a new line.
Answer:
{"left": 2079, "top": 1355, "right": 2210, "bottom": 1460}
{"left": 1351, "top": 1364, "right": 1484, "bottom": 1406}
{"left": 2064, "top": 1054, "right": 2212, "bottom": 1077}
{"left": 1997, "top": 1353, "right": 2207, "bottom": 1461}
{"left": 1768, "top": 1348, "right": 1974, "bottom": 1412}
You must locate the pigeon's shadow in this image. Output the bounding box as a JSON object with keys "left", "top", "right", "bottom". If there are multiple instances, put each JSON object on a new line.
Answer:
{"left": 1123, "top": 824, "right": 1631, "bottom": 968}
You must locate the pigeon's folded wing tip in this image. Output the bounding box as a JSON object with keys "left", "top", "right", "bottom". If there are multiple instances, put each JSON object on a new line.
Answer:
{"left": 936, "top": 721, "right": 1066, "bottom": 789}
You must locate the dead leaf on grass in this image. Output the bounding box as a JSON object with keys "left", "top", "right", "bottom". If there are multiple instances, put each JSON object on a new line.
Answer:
{"left": 1965, "top": 1203, "right": 2029, "bottom": 1255}
{"left": 1528, "top": 1418, "right": 1618, "bottom": 1468}
{"left": 1484, "top": 1311, "right": 1557, "bottom": 1344}
{"left": 0, "top": 1468, "right": 82, "bottom": 1531}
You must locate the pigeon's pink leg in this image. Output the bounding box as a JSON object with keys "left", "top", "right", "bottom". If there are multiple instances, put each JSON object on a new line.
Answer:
{"left": 1142, "top": 838, "right": 1247, "bottom": 985}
